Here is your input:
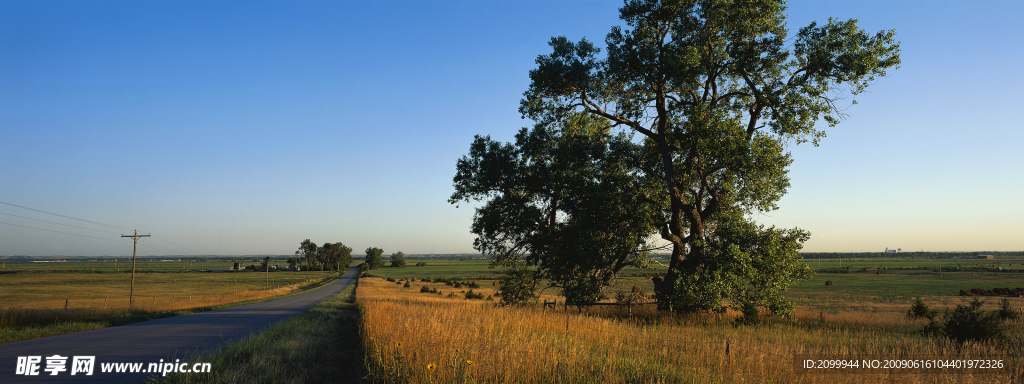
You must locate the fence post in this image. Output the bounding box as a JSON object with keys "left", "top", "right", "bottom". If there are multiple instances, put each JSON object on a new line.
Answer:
{"left": 64, "top": 298, "right": 68, "bottom": 311}
{"left": 152, "top": 295, "right": 156, "bottom": 306}
{"left": 725, "top": 338, "right": 730, "bottom": 361}
{"left": 104, "top": 296, "right": 107, "bottom": 309}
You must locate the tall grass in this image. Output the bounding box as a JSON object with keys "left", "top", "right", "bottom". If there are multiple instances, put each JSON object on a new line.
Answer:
{"left": 358, "top": 277, "right": 1022, "bottom": 384}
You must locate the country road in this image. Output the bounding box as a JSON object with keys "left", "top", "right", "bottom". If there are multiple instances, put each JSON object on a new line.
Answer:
{"left": 1, "top": 268, "right": 357, "bottom": 384}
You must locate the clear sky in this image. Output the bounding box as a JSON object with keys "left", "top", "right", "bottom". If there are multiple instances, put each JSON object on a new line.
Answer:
{"left": 1, "top": 0, "right": 1021, "bottom": 257}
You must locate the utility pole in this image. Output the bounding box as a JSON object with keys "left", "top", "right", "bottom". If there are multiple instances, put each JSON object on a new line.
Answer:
{"left": 121, "top": 230, "right": 151, "bottom": 307}
{"left": 265, "top": 256, "right": 270, "bottom": 290}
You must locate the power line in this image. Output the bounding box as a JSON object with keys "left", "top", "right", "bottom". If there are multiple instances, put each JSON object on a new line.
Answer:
{"left": 0, "top": 201, "right": 209, "bottom": 256}
{"left": 153, "top": 235, "right": 202, "bottom": 255}
{"left": 0, "top": 211, "right": 122, "bottom": 235}
{"left": 0, "top": 221, "right": 121, "bottom": 242}
{"left": 0, "top": 201, "right": 131, "bottom": 231}
{"left": 135, "top": 241, "right": 181, "bottom": 255}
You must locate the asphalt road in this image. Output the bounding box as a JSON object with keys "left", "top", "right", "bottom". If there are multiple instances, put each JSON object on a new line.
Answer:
{"left": 1, "top": 268, "right": 357, "bottom": 384}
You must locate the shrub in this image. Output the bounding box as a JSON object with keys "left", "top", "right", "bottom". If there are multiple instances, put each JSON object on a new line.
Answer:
{"left": 453, "top": 282, "right": 463, "bottom": 288}
{"left": 386, "top": 277, "right": 396, "bottom": 282}
{"left": 420, "top": 285, "right": 431, "bottom": 293}
{"left": 906, "top": 297, "right": 935, "bottom": 320}
{"left": 498, "top": 268, "right": 539, "bottom": 306}
{"left": 465, "top": 290, "right": 485, "bottom": 300}
{"left": 468, "top": 281, "right": 480, "bottom": 289}
{"left": 943, "top": 298, "right": 1003, "bottom": 343}
{"left": 415, "top": 262, "right": 427, "bottom": 267}
{"left": 403, "top": 281, "right": 411, "bottom": 288}
{"left": 997, "top": 298, "right": 1020, "bottom": 321}
{"left": 421, "top": 278, "right": 431, "bottom": 282}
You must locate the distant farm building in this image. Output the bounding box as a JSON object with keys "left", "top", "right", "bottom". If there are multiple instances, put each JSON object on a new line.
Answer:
{"left": 885, "top": 247, "right": 901, "bottom": 253}
{"left": 976, "top": 255, "right": 994, "bottom": 259}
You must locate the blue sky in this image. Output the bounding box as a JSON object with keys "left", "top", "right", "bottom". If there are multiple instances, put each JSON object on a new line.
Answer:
{"left": 1, "top": 0, "right": 1021, "bottom": 256}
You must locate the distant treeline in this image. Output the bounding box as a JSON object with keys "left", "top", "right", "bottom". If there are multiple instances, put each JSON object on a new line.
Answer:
{"left": 353, "top": 254, "right": 486, "bottom": 261}
{"left": 800, "top": 251, "right": 1024, "bottom": 259}
{"left": 0, "top": 255, "right": 294, "bottom": 262}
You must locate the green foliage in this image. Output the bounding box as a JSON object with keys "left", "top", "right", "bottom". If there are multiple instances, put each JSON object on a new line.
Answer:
{"left": 319, "top": 242, "right": 354, "bottom": 271}
{"left": 298, "top": 239, "right": 318, "bottom": 270}
{"left": 655, "top": 214, "right": 813, "bottom": 318}
{"left": 562, "top": 276, "right": 606, "bottom": 304}
{"left": 997, "top": 298, "right": 1020, "bottom": 321}
{"left": 464, "top": 289, "right": 485, "bottom": 300}
{"left": 386, "top": 277, "right": 396, "bottom": 282}
{"left": 943, "top": 298, "right": 1004, "bottom": 344}
{"left": 451, "top": 114, "right": 661, "bottom": 304}
{"left": 505, "top": 0, "right": 897, "bottom": 316}
{"left": 297, "top": 240, "right": 353, "bottom": 271}
{"left": 497, "top": 267, "right": 541, "bottom": 306}
{"left": 365, "top": 247, "right": 385, "bottom": 270}
{"left": 390, "top": 252, "right": 406, "bottom": 268}
{"left": 906, "top": 297, "right": 935, "bottom": 320}
{"left": 420, "top": 285, "right": 431, "bottom": 293}
{"left": 403, "top": 281, "right": 411, "bottom": 288}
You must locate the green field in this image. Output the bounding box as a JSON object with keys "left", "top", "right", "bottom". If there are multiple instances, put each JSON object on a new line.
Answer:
{"left": 365, "top": 256, "right": 1024, "bottom": 315}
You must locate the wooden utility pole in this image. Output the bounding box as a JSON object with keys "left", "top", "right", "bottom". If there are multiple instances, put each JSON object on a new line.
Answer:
{"left": 122, "top": 230, "right": 151, "bottom": 307}
{"left": 264, "top": 256, "right": 270, "bottom": 290}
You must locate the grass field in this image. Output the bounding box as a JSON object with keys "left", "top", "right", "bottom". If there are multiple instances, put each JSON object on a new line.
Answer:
{"left": 358, "top": 256, "right": 1024, "bottom": 383}
{"left": 358, "top": 276, "right": 1023, "bottom": 383}
{"left": 0, "top": 260, "right": 340, "bottom": 343}
{"left": 4, "top": 256, "right": 1023, "bottom": 382}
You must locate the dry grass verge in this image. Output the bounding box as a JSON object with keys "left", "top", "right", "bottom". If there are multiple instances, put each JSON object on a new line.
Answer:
{"left": 358, "top": 277, "right": 1022, "bottom": 383}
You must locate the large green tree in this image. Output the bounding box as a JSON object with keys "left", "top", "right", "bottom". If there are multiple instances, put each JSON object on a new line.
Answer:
{"left": 320, "top": 242, "right": 354, "bottom": 271}
{"left": 365, "top": 247, "right": 385, "bottom": 270}
{"left": 460, "top": 0, "right": 900, "bottom": 316}
{"left": 390, "top": 251, "right": 406, "bottom": 268}
{"left": 298, "top": 239, "right": 318, "bottom": 271}
{"left": 452, "top": 114, "right": 662, "bottom": 304}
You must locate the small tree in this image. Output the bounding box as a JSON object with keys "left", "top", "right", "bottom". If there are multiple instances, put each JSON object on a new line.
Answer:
{"left": 907, "top": 297, "right": 935, "bottom": 320}
{"left": 390, "top": 251, "right": 406, "bottom": 268}
{"left": 365, "top": 247, "right": 385, "bottom": 270}
{"left": 498, "top": 266, "right": 540, "bottom": 306}
{"left": 287, "top": 256, "right": 298, "bottom": 268}
{"left": 997, "top": 298, "right": 1020, "bottom": 321}
{"left": 944, "top": 298, "right": 1003, "bottom": 343}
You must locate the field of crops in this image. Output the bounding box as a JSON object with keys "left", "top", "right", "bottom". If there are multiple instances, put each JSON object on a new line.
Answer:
{"left": 0, "top": 259, "right": 339, "bottom": 343}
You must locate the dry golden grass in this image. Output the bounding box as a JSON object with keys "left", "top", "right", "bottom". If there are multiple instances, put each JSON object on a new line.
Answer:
{"left": 0, "top": 270, "right": 338, "bottom": 342}
{"left": 0, "top": 270, "right": 336, "bottom": 313}
{"left": 358, "top": 277, "right": 1022, "bottom": 384}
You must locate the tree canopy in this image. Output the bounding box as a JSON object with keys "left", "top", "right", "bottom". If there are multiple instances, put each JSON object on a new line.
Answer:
{"left": 452, "top": 0, "right": 899, "bottom": 316}
{"left": 297, "top": 240, "right": 353, "bottom": 271}
{"left": 365, "top": 247, "right": 385, "bottom": 270}
{"left": 390, "top": 251, "right": 406, "bottom": 268}
{"left": 320, "top": 242, "right": 354, "bottom": 271}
